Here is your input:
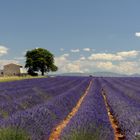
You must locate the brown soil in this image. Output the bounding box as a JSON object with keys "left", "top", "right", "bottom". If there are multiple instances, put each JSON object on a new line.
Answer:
{"left": 102, "top": 90, "right": 125, "bottom": 140}
{"left": 47, "top": 80, "right": 93, "bottom": 140}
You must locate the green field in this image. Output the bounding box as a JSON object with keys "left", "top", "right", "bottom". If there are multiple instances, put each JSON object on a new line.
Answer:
{"left": 0, "top": 76, "right": 46, "bottom": 82}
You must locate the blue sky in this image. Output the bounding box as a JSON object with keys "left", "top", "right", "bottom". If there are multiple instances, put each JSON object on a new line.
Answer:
{"left": 0, "top": 0, "right": 140, "bottom": 74}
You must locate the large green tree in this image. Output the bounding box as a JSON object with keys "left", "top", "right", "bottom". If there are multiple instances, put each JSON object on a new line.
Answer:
{"left": 25, "top": 48, "right": 58, "bottom": 76}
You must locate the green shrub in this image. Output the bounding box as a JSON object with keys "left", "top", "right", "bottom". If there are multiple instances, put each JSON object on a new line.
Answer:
{"left": 66, "top": 131, "right": 100, "bottom": 140}
{"left": 0, "top": 127, "right": 30, "bottom": 140}
{"left": 61, "top": 127, "right": 103, "bottom": 140}
{"left": 136, "top": 136, "right": 140, "bottom": 140}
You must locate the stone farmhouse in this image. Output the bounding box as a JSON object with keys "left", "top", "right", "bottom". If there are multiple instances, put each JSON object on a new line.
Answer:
{"left": 0, "top": 63, "right": 27, "bottom": 76}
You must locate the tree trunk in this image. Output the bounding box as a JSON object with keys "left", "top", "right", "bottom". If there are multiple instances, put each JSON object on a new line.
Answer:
{"left": 41, "top": 70, "right": 44, "bottom": 76}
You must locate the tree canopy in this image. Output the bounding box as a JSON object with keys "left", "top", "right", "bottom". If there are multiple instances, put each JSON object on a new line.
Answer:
{"left": 25, "top": 48, "right": 58, "bottom": 76}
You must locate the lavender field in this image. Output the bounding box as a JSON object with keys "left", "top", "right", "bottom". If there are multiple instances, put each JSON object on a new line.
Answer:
{"left": 0, "top": 76, "right": 140, "bottom": 140}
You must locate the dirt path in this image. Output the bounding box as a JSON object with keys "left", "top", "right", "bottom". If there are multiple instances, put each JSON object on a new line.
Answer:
{"left": 48, "top": 80, "right": 93, "bottom": 140}
{"left": 102, "top": 90, "right": 125, "bottom": 140}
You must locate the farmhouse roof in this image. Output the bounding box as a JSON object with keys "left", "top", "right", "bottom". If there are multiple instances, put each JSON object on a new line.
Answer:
{"left": 4, "top": 63, "right": 22, "bottom": 67}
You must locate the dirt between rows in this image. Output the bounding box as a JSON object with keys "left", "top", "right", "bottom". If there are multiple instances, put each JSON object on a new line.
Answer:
{"left": 102, "top": 89, "right": 125, "bottom": 140}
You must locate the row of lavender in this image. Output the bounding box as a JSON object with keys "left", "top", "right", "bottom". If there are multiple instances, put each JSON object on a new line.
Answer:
{"left": 100, "top": 77, "right": 140, "bottom": 140}
{"left": 60, "top": 78, "right": 114, "bottom": 140}
{"left": 0, "top": 77, "right": 84, "bottom": 119}
{"left": 0, "top": 76, "right": 91, "bottom": 139}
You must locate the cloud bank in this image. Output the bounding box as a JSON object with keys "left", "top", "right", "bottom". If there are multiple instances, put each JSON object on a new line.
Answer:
{"left": 88, "top": 50, "right": 139, "bottom": 61}
{"left": 55, "top": 50, "right": 140, "bottom": 74}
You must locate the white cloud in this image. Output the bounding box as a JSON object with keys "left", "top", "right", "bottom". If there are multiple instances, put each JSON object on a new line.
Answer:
{"left": 97, "top": 61, "right": 114, "bottom": 70}
{"left": 135, "top": 32, "right": 140, "bottom": 37}
{"left": 55, "top": 54, "right": 84, "bottom": 73}
{"left": 0, "top": 45, "right": 8, "bottom": 56}
{"left": 95, "top": 61, "right": 140, "bottom": 74}
{"left": 63, "top": 53, "right": 69, "bottom": 57}
{"left": 60, "top": 48, "right": 64, "bottom": 51}
{"left": 117, "top": 61, "right": 139, "bottom": 74}
{"left": 70, "top": 49, "right": 80, "bottom": 53}
{"left": 55, "top": 54, "right": 69, "bottom": 72}
{"left": 80, "top": 56, "right": 86, "bottom": 60}
{"left": 117, "top": 50, "right": 139, "bottom": 57}
{"left": 66, "top": 63, "right": 83, "bottom": 73}
{"left": 83, "top": 48, "right": 91, "bottom": 52}
{"left": 88, "top": 53, "right": 123, "bottom": 61}
{"left": 88, "top": 50, "right": 139, "bottom": 61}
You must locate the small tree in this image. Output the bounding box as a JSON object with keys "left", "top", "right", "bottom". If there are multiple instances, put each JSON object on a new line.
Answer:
{"left": 25, "top": 48, "right": 58, "bottom": 76}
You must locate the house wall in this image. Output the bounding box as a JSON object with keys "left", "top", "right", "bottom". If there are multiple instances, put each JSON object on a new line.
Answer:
{"left": 4, "top": 64, "right": 21, "bottom": 76}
